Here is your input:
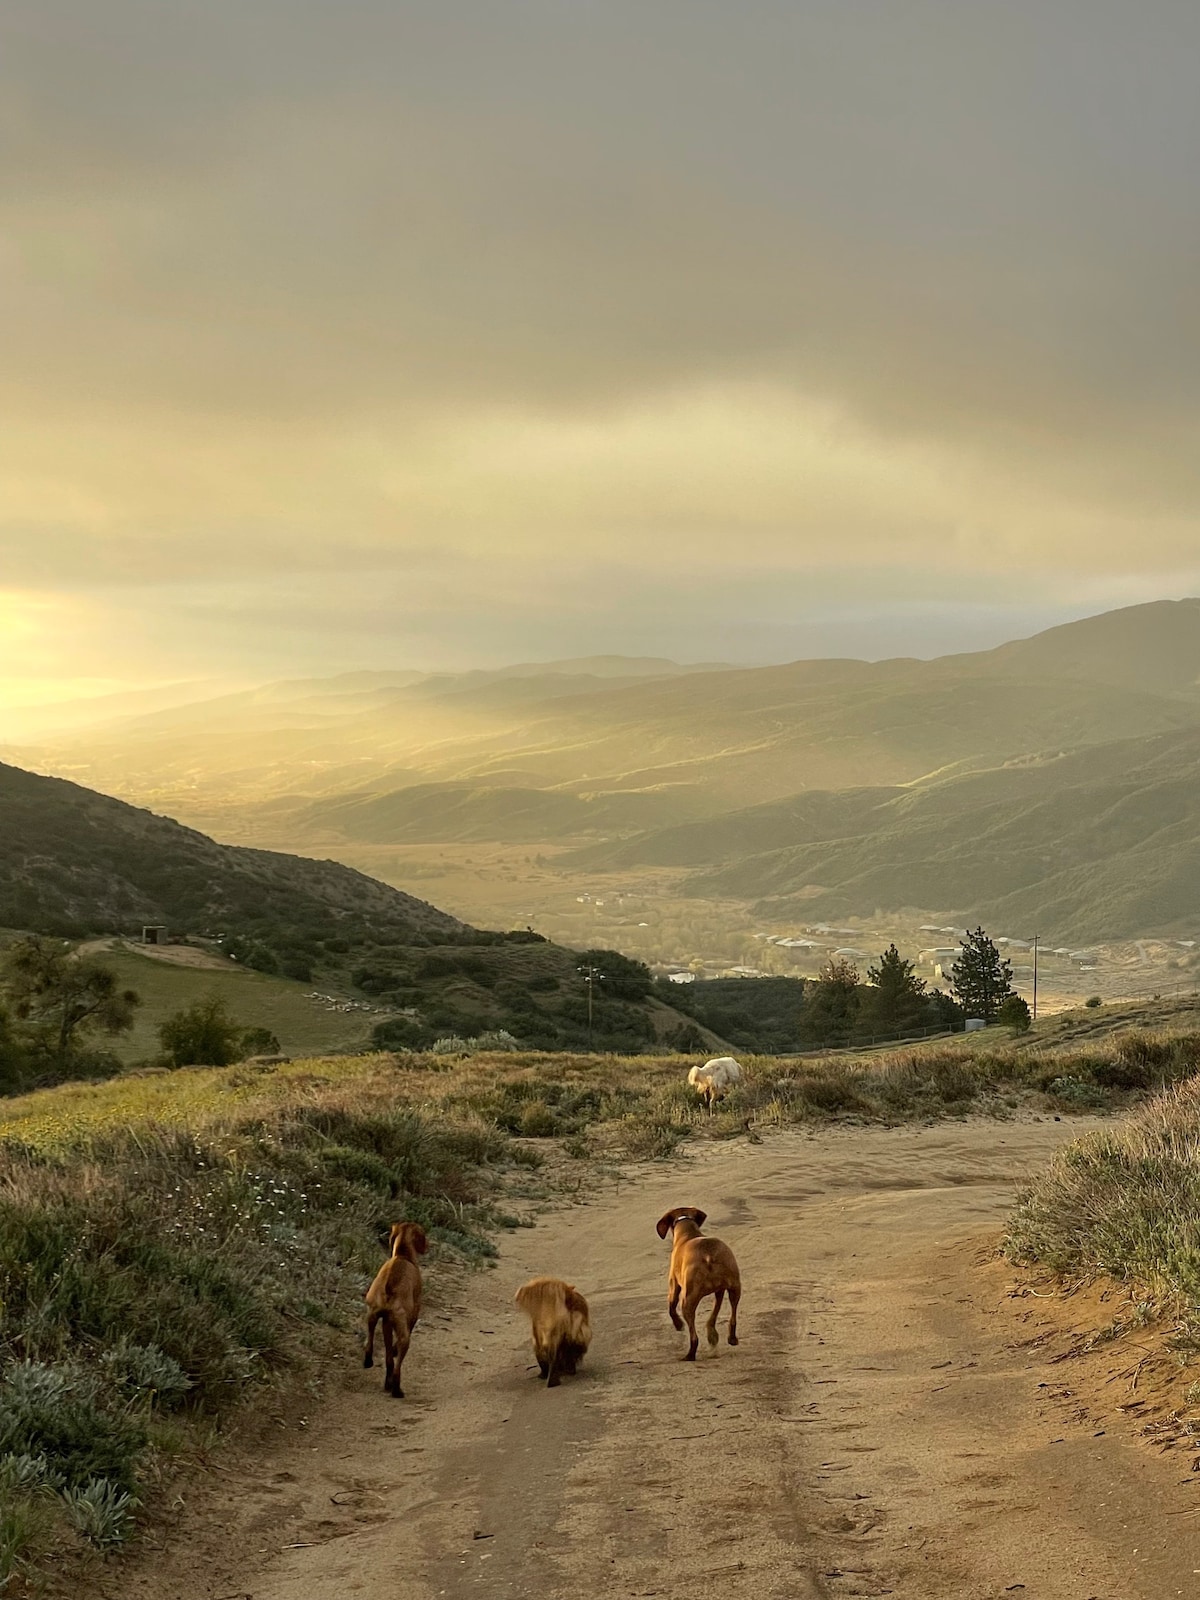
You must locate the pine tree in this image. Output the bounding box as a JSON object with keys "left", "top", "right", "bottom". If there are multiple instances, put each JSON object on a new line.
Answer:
{"left": 950, "top": 928, "right": 1013, "bottom": 1022}
{"left": 855, "top": 944, "right": 927, "bottom": 1040}
{"left": 800, "top": 955, "right": 860, "bottom": 1047}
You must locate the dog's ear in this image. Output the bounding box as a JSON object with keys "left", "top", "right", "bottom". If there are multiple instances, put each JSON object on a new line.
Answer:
{"left": 688, "top": 1208, "right": 708, "bottom": 1229}
{"left": 564, "top": 1286, "right": 588, "bottom": 1315}
{"left": 388, "top": 1222, "right": 404, "bottom": 1251}
{"left": 407, "top": 1223, "right": 428, "bottom": 1256}
{"left": 656, "top": 1210, "right": 678, "bottom": 1239}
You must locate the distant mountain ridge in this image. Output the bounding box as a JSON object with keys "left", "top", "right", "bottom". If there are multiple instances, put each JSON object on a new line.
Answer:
{"left": 10, "top": 600, "right": 1200, "bottom": 943}
{"left": 17, "top": 602, "right": 1200, "bottom": 817}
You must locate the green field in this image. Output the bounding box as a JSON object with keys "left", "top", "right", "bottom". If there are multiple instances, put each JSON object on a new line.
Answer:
{"left": 84, "top": 942, "right": 379, "bottom": 1062}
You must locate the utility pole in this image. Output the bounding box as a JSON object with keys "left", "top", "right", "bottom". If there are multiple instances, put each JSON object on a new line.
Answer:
{"left": 1031, "top": 933, "right": 1039, "bottom": 1022}
{"left": 578, "top": 963, "right": 603, "bottom": 1050}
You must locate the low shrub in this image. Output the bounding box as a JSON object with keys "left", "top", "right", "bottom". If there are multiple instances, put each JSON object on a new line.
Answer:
{"left": 1004, "top": 1074, "right": 1200, "bottom": 1309}
{"left": 0, "top": 1068, "right": 531, "bottom": 1583}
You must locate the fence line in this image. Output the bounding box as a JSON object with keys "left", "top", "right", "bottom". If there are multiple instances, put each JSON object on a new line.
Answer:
{"left": 776, "top": 1022, "right": 964, "bottom": 1060}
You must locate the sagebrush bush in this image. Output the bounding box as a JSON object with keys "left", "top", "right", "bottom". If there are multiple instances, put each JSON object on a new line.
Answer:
{"left": 61, "top": 1480, "right": 136, "bottom": 1548}
{"left": 0, "top": 1074, "right": 531, "bottom": 1585}
{"left": 0, "top": 1362, "right": 147, "bottom": 1495}
{"left": 1004, "top": 1075, "right": 1200, "bottom": 1308}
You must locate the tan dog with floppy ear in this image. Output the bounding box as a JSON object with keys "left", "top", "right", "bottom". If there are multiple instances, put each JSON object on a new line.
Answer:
{"left": 655, "top": 1206, "right": 741, "bottom": 1362}
{"left": 363, "top": 1221, "right": 428, "bottom": 1398}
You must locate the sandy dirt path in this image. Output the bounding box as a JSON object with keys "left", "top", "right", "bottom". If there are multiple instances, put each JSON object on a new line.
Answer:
{"left": 113, "top": 1118, "right": 1200, "bottom": 1600}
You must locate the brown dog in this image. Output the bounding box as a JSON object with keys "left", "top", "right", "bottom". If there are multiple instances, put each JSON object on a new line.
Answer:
{"left": 363, "top": 1222, "right": 428, "bottom": 1397}
{"left": 655, "top": 1206, "right": 741, "bottom": 1361}
{"left": 514, "top": 1276, "right": 592, "bottom": 1387}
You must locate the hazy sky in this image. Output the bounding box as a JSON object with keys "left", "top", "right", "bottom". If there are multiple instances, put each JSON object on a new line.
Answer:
{"left": 4, "top": 1, "right": 1200, "bottom": 713}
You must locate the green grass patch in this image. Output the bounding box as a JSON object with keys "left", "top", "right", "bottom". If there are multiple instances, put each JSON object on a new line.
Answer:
{"left": 0, "top": 1056, "right": 529, "bottom": 1591}
{"left": 89, "top": 944, "right": 379, "bottom": 1063}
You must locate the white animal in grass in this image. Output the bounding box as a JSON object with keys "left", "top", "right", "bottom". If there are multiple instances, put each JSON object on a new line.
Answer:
{"left": 687, "top": 1056, "right": 743, "bottom": 1113}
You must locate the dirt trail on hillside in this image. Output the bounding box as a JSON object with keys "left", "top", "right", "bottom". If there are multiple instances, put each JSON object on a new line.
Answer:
{"left": 112, "top": 1120, "right": 1200, "bottom": 1600}
{"left": 77, "top": 937, "right": 233, "bottom": 970}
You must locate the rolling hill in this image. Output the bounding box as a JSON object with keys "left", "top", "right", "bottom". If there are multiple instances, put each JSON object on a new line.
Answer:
{"left": 268, "top": 780, "right": 712, "bottom": 846}
{"left": 569, "top": 728, "right": 1200, "bottom": 943}
{"left": 0, "top": 761, "right": 708, "bottom": 1054}
{"left": 17, "top": 604, "right": 1200, "bottom": 832}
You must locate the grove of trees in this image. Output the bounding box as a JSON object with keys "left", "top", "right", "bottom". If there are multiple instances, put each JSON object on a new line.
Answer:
{"left": 796, "top": 945, "right": 965, "bottom": 1048}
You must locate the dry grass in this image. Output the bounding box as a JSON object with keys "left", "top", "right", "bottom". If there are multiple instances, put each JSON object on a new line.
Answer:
{"left": 1002, "top": 1036, "right": 1200, "bottom": 1449}
{"left": 374, "top": 1025, "right": 1200, "bottom": 1157}
{"left": 1005, "top": 1068, "right": 1200, "bottom": 1309}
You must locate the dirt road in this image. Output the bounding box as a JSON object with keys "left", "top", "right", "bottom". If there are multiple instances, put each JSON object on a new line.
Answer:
{"left": 117, "top": 1119, "right": 1200, "bottom": 1600}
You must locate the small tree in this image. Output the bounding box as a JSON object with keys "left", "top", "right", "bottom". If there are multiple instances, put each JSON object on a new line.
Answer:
{"left": 159, "top": 994, "right": 242, "bottom": 1068}
{"left": 996, "top": 993, "right": 1032, "bottom": 1034}
{"left": 855, "top": 945, "right": 927, "bottom": 1040}
{"left": 926, "top": 988, "right": 966, "bottom": 1030}
{"left": 950, "top": 928, "right": 1013, "bottom": 1023}
{"left": 800, "top": 956, "right": 860, "bottom": 1047}
{"left": 3, "top": 936, "right": 140, "bottom": 1067}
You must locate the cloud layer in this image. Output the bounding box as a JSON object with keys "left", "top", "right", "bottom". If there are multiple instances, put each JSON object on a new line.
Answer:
{"left": 3, "top": 1, "right": 1200, "bottom": 699}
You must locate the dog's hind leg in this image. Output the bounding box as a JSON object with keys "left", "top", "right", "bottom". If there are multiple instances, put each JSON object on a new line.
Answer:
{"left": 381, "top": 1314, "right": 397, "bottom": 1395}
{"left": 391, "top": 1317, "right": 411, "bottom": 1398}
{"left": 546, "top": 1342, "right": 562, "bottom": 1388}
{"left": 681, "top": 1295, "right": 701, "bottom": 1361}
{"left": 668, "top": 1275, "right": 683, "bottom": 1331}
{"left": 705, "top": 1289, "right": 725, "bottom": 1348}
{"left": 363, "top": 1311, "right": 379, "bottom": 1368}
{"left": 727, "top": 1284, "right": 740, "bottom": 1346}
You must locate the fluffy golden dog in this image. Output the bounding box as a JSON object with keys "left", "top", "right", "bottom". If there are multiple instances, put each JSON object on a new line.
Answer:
{"left": 514, "top": 1276, "right": 592, "bottom": 1387}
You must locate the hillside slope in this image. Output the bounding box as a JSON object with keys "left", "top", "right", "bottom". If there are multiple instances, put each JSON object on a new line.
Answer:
{"left": 574, "top": 729, "right": 1200, "bottom": 942}
{"left": 0, "top": 761, "right": 709, "bottom": 1054}
{"left": 977, "top": 596, "right": 1200, "bottom": 698}
{"left": 0, "top": 760, "right": 464, "bottom": 944}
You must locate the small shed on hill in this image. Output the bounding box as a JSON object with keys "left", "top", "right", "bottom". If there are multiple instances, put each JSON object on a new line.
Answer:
{"left": 141, "top": 924, "right": 167, "bottom": 945}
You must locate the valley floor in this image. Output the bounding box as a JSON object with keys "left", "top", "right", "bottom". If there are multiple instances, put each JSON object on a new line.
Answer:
{"left": 109, "top": 1121, "right": 1200, "bottom": 1600}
